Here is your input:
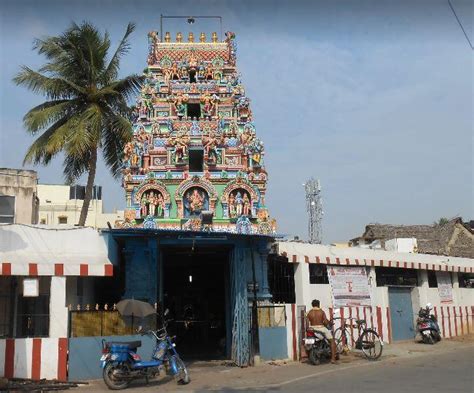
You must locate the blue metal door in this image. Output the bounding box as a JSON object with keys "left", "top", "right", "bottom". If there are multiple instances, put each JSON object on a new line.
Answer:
{"left": 388, "top": 287, "right": 415, "bottom": 341}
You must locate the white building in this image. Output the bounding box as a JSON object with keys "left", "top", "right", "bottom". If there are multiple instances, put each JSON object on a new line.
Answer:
{"left": 276, "top": 242, "right": 474, "bottom": 360}
{"left": 0, "top": 224, "right": 114, "bottom": 380}
{"left": 37, "top": 184, "right": 123, "bottom": 229}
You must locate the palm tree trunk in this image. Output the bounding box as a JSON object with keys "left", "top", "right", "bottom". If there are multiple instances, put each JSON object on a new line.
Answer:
{"left": 78, "top": 148, "right": 98, "bottom": 226}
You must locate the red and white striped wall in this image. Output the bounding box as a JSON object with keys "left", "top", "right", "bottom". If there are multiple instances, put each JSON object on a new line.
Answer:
{"left": 0, "top": 262, "right": 113, "bottom": 276}
{"left": 0, "top": 338, "right": 67, "bottom": 381}
{"left": 287, "top": 304, "right": 474, "bottom": 360}
{"left": 433, "top": 305, "right": 474, "bottom": 339}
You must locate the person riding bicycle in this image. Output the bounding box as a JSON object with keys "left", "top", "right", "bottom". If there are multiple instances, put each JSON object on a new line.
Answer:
{"left": 306, "top": 299, "right": 338, "bottom": 364}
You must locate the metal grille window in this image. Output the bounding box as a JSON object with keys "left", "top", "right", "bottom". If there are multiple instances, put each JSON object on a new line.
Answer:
{"left": 375, "top": 267, "right": 418, "bottom": 287}
{"left": 0, "top": 277, "right": 14, "bottom": 337}
{"left": 16, "top": 277, "right": 50, "bottom": 337}
{"left": 309, "top": 264, "right": 329, "bottom": 284}
{"left": 427, "top": 270, "right": 438, "bottom": 288}
{"left": 458, "top": 273, "right": 474, "bottom": 288}
{"left": 0, "top": 195, "right": 15, "bottom": 223}
{"left": 268, "top": 255, "right": 295, "bottom": 304}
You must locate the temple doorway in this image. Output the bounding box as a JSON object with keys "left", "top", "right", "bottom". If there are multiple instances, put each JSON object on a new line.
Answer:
{"left": 162, "top": 245, "right": 231, "bottom": 359}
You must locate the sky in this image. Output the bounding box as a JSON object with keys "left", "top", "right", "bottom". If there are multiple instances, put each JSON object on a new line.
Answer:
{"left": 0, "top": 0, "right": 472, "bottom": 242}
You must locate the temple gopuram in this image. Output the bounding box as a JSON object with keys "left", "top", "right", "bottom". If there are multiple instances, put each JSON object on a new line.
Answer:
{"left": 119, "top": 30, "right": 276, "bottom": 234}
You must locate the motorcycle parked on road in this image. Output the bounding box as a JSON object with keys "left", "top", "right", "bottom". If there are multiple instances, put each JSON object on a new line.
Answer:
{"left": 100, "top": 310, "right": 190, "bottom": 390}
{"left": 416, "top": 304, "right": 441, "bottom": 345}
{"left": 303, "top": 326, "right": 333, "bottom": 365}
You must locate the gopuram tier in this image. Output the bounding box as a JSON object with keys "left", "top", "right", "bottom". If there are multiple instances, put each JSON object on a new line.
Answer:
{"left": 120, "top": 30, "right": 275, "bottom": 234}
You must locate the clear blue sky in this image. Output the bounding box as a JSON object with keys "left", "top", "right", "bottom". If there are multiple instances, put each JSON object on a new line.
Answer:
{"left": 0, "top": 0, "right": 472, "bottom": 242}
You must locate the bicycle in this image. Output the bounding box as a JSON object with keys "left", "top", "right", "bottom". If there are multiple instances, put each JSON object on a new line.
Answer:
{"left": 332, "top": 317, "right": 383, "bottom": 360}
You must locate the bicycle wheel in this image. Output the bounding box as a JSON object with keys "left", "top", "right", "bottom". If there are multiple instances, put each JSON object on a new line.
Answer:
{"left": 333, "top": 327, "right": 349, "bottom": 355}
{"left": 359, "top": 329, "right": 383, "bottom": 360}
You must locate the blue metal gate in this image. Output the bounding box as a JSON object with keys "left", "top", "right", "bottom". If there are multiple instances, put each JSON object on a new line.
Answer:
{"left": 388, "top": 287, "right": 415, "bottom": 341}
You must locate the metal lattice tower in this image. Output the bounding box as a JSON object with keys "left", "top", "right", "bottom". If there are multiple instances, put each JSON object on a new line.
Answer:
{"left": 304, "top": 178, "right": 323, "bottom": 244}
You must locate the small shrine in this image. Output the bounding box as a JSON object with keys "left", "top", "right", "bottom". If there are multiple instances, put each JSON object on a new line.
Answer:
{"left": 120, "top": 29, "right": 276, "bottom": 234}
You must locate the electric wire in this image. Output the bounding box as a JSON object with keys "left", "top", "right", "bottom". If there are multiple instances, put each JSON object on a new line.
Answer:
{"left": 448, "top": 0, "right": 473, "bottom": 49}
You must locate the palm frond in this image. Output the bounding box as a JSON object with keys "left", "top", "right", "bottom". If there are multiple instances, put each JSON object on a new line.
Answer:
{"left": 23, "top": 99, "right": 77, "bottom": 134}
{"left": 13, "top": 67, "right": 82, "bottom": 99}
{"left": 23, "top": 115, "right": 74, "bottom": 165}
{"left": 103, "top": 22, "right": 136, "bottom": 82}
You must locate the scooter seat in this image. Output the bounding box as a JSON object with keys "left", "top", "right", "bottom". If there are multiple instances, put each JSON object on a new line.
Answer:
{"left": 108, "top": 340, "right": 142, "bottom": 349}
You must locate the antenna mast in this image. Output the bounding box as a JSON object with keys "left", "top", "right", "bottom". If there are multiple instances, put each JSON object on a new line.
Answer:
{"left": 304, "top": 178, "right": 323, "bottom": 244}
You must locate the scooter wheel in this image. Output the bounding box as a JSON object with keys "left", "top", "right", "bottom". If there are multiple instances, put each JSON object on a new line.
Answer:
{"left": 175, "top": 357, "right": 190, "bottom": 385}
{"left": 102, "top": 363, "right": 131, "bottom": 390}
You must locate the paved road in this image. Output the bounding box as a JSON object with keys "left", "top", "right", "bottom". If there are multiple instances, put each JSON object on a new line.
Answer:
{"left": 270, "top": 347, "right": 473, "bottom": 393}
{"left": 80, "top": 345, "right": 473, "bottom": 392}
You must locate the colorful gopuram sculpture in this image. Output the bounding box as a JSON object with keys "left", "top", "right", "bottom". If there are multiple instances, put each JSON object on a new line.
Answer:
{"left": 119, "top": 30, "right": 275, "bottom": 234}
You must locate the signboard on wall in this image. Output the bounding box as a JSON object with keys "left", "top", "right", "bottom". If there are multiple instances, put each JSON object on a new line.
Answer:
{"left": 327, "top": 266, "right": 372, "bottom": 308}
{"left": 436, "top": 272, "right": 453, "bottom": 304}
{"left": 23, "top": 278, "right": 39, "bottom": 297}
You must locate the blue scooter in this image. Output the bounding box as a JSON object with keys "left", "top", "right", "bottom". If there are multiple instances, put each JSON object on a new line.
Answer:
{"left": 100, "top": 310, "right": 190, "bottom": 390}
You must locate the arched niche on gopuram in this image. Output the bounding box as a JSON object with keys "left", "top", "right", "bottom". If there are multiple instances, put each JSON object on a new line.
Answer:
{"left": 221, "top": 179, "right": 259, "bottom": 219}
{"left": 175, "top": 177, "right": 218, "bottom": 218}
{"left": 134, "top": 180, "right": 171, "bottom": 218}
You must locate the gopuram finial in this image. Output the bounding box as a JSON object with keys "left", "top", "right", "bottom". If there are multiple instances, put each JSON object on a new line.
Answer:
{"left": 176, "top": 32, "right": 183, "bottom": 42}
{"left": 164, "top": 32, "right": 171, "bottom": 43}
{"left": 200, "top": 32, "right": 206, "bottom": 42}
{"left": 188, "top": 32, "right": 194, "bottom": 42}
{"left": 211, "top": 32, "right": 218, "bottom": 43}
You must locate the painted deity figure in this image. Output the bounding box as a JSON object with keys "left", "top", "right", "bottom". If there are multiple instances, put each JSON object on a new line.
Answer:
{"left": 140, "top": 194, "right": 149, "bottom": 217}
{"left": 203, "top": 131, "right": 220, "bottom": 164}
{"left": 170, "top": 63, "right": 180, "bottom": 80}
{"left": 243, "top": 193, "right": 251, "bottom": 216}
{"left": 174, "top": 132, "right": 190, "bottom": 163}
{"left": 148, "top": 191, "right": 158, "bottom": 216}
{"left": 188, "top": 189, "right": 204, "bottom": 214}
{"left": 234, "top": 192, "right": 244, "bottom": 217}
{"left": 228, "top": 193, "right": 236, "bottom": 218}
{"left": 204, "top": 63, "right": 214, "bottom": 80}
{"left": 123, "top": 142, "right": 134, "bottom": 167}
{"left": 156, "top": 193, "right": 164, "bottom": 217}
{"left": 172, "top": 93, "right": 188, "bottom": 118}
{"left": 200, "top": 93, "right": 217, "bottom": 119}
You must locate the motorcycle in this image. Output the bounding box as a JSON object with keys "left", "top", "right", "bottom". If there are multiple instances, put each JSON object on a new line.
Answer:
{"left": 303, "top": 326, "right": 333, "bottom": 365}
{"left": 416, "top": 304, "right": 441, "bottom": 345}
{"left": 100, "top": 311, "right": 190, "bottom": 390}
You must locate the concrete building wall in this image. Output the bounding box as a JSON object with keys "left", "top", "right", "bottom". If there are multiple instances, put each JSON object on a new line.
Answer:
{"left": 0, "top": 168, "right": 38, "bottom": 224}
{"left": 37, "top": 184, "right": 123, "bottom": 228}
{"left": 290, "top": 258, "right": 473, "bottom": 360}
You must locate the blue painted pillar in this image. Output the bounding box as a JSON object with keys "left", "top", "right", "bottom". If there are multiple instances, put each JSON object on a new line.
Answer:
{"left": 122, "top": 238, "right": 158, "bottom": 303}
{"left": 257, "top": 241, "right": 271, "bottom": 300}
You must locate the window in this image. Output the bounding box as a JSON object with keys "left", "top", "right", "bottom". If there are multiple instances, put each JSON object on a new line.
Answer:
{"left": 58, "top": 216, "right": 68, "bottom": 224}
{"left": 458, "top": 273, "right": 474, "bottom": 288}
{"left": 268, "top": 255, "right": 295, "bottom": 303}
{"left": 375, "top": 267, "right": 418, "bottom": 287}
{"left": 309, "top": 264, "right": 329, "bottom": 284}
{"left": 189, "top": 149, "right": 204, "bottom": 172}
{"left": 427, "top": 270, "right": 437, "bottom": 288}
{"left": 16, "top": 277, "right": 50, "bottom": 337}
{"left": 187, "top": 103, "right": 201, "bottom": 119}
{"left": 189, "top": 69, "right": 197, "bottom": 83}
{"left": 0, "top": 195, "right": 15, "bottom": 223}
{"left": 0, "top": 277, "right": 14, "bottom": 338}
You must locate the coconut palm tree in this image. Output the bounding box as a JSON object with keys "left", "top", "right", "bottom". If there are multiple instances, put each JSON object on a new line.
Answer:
{"left": 13, "top": 21, "right": 142, "bottom": 226}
